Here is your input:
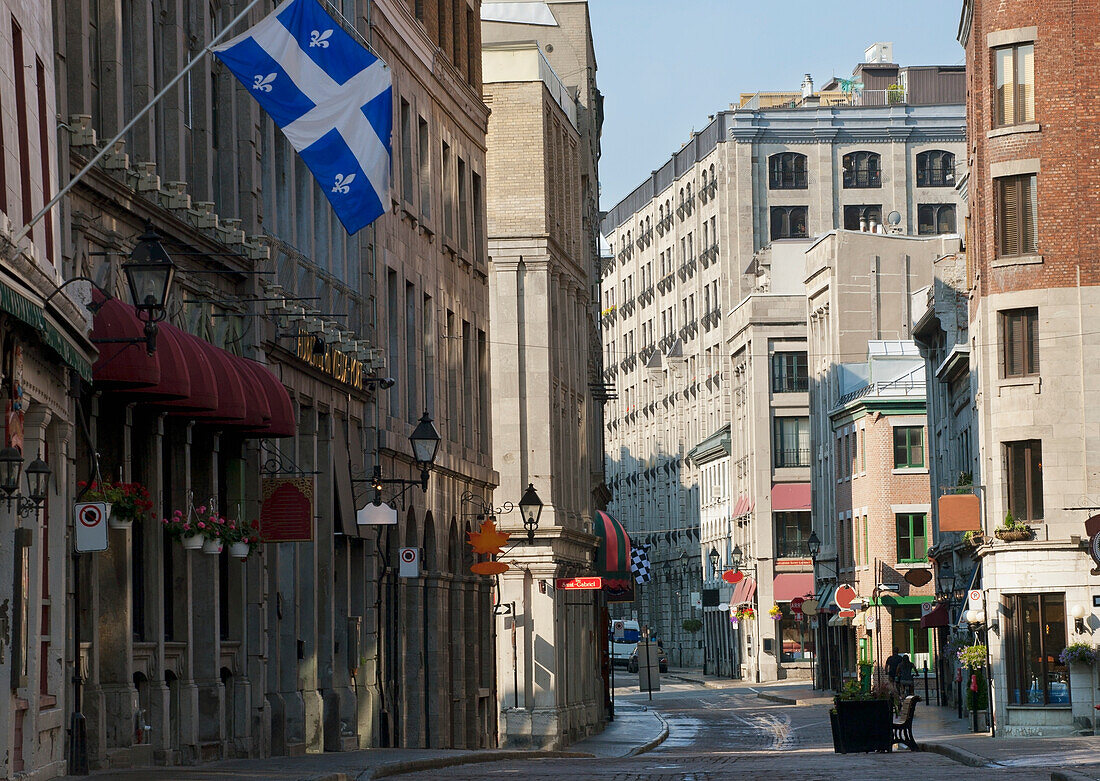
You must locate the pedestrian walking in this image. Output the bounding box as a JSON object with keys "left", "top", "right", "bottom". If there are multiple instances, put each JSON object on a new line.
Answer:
{"left": 897, "top": 653, "right": 916, "bottom": 697}
{"left": 884, "top": 647, "right": 903, "bottom": 688}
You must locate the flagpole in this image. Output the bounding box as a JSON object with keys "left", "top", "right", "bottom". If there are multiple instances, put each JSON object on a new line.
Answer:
{"left": 9, "top": 0, "right": 266, "bottom": 248}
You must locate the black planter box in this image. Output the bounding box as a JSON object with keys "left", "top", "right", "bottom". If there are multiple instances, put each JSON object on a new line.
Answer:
{"left": 830, "top": 699, "right": 892, "bottom": 753}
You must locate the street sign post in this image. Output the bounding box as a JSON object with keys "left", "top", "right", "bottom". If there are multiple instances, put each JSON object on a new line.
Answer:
{"left": 74, "top": 502, "right": 109, "bottom": 553}
{"left": 791, "top": 597, "right": 804, "bottom": 615}
{"left": 398, "top": 547, "right": 420, "bottom": 578}
{"left": 555, "top": 576, "right": 602, "bottom": 590}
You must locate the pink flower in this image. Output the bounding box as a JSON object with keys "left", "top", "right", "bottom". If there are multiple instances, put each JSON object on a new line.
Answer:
{"left": 198, "top": 522, "right": 206, "bottom": 529}
{"left": 229, "top": 521, "right": 236, "bottom": 529}
{"left": 183, "top": 524, "right": 191, "bottom": 531}
{"left": 198, "top": 506, "right": 206, "bottom": 514}
{"left": 161, "top": 518, "right": 168, "bottom": 525}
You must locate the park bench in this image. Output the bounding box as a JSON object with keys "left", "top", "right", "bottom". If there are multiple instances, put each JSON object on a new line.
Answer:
{"left": 891, "top": 695, "right": 921, "bottom": 751}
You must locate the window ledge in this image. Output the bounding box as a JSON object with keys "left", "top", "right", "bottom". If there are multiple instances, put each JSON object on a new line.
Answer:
{"left": 992, "top": 254, "right": 1043, "bottom": 268}
{"left": 988, "top": 123, "right": 1040, "bottom": 139}
{"left": 997, "top": 376, "right": 1041, "bottom": 395}
{"left": 892, "top": 467, "right": 929, "bottom": 475}
{"left": 896, "top": 561, "right": 929, "bottom": 569}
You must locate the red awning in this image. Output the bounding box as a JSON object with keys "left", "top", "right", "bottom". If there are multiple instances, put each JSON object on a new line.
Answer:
{"left": 91, "top": 296, "right": 160, "bottom": 389}
{"left": 595, "top": 510, "right": 632, "bottom": 575}
{"left": 122, "top": 324, "right": 191, "bottom": 402}
{"left": 156, "top": 327, "right": 220, "bottom": 412}
{"left": 920, "top": 602, "right": 950, "bottom": 628}
{"left": 238, "top": 358, "right": 296, "bottom": 437}
{"left": 188, "top": 345, "right": 248, "bottom": 423}
{"left": 732, "top": 576, "right": 757, "bottom": 606}
{"left": 732, "top": 496, "right": 746, "bottom": 516}
{"left": 772, "top": 482, "right": 811, "bottom": 511}
{"left": 773, "top": 573, "right": 814, "bottom": 602}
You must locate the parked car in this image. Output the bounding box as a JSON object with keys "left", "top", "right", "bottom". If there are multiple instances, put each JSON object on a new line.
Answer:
{"left": 627, "top": 641, "right": 668, "bottom": 673}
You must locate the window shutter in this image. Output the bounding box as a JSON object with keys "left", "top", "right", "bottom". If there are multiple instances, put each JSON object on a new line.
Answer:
{"left": 1028, "top": 440, "right": 1044, "bottom": 520}
{"left": 1008, "top": 442, "right": 1026, "bottom": 519}
{"left": 1026, "top": 309, "right": 1039, "bottom": 374}
{"left": 1021, "top": 174, "right": 1037, "bottom": 253}
{"left": 999, "top": 177, "right": 1020, "bottom": 256}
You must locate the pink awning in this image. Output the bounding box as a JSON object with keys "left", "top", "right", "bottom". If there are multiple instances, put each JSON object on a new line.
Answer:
{"left": 732, "top": 496, "right": 746, "bottom": 516}
{"left": 773, "top": 573, "right": 814, "bottom": 602}
{"left": 772, "top": 482, "right": 811, "bottom": 511}
{"left": 732, "top": 576, "right": 757, "bottom": 606}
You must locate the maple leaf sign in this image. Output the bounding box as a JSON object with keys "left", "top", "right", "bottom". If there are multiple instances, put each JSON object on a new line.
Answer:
{"left": 468, "top": 519, "right": 510, "bottom": 575}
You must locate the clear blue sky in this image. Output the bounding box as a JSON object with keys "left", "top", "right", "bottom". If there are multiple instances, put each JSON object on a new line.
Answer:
{"left": 589, "top": 0, "right": 966, "bottom": 210}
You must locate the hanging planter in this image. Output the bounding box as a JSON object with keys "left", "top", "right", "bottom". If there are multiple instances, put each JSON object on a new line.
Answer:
{"left": 180, "top": 533, "right": 204, "bottom": 550}
{"left": 202, "top": 538, "right": 224, "bottom": 555}
{"left": 768, "top": 605, "right": 783, "bottom": 620}
{"left": 229, "top": 541, "right": 251, "bottom": 559}
{"left": 78, "top": 479, "right": 154, "bottom": 529}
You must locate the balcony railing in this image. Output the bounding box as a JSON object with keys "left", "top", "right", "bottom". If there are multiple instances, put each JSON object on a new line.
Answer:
{"left": 774, "top": 448, "right": 811, "bottom": 468}
{"left": 772, "top": 375, "right": 808, "bottom": 393}
{"left": 843, "top": 169, "right": 882, "bottom": 189}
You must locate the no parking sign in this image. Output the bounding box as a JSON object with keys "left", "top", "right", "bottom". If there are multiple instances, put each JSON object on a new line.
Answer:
{"left": 74, "top": 502, "right": 109, "bottom": 552}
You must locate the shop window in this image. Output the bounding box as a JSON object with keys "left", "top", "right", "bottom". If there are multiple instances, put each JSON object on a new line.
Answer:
{"left": 778, "top": 603, "right": 815, "bottom": 662}
{"left": 1005, "top": 593, "right": 1068, "bottom": 705}
{"left": 894, "top": 425, "right": 925, "bottom": 468}
{"left": 891, "top": 603, "right": 934, "bottom": 671}
{"left": 1006, "top": 439, "right": 1043, "bottom": 522}
{"left": 896, "top": 512, "right": 927, "bottom": 563}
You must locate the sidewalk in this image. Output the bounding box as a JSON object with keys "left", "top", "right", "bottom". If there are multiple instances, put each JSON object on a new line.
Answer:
{"left": 57, "top": 708, "right": 666, "bottom": 781}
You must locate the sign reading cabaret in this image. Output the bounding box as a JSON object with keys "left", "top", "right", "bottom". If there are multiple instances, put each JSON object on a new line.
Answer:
{"left": 293, "top": 331, "right": 365, "bottom": 390}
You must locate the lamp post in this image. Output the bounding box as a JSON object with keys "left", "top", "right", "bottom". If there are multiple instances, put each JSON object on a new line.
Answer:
{"left": 708, "top": 547, "right": 720, "bottom": 581}
{"left": 368, "top": 411, "right": 442, "bottom": 505}
{"left": 0, "top": 447, "right": 51, "bottom": 517}
{"left": 807, "top": 531, "right": 825, "bottom": 690}
{"left": 518, "top": 483, "right": 543, "bottom": 543}
{"left": 965, "top": 608, "right": 995, "bottom": 736}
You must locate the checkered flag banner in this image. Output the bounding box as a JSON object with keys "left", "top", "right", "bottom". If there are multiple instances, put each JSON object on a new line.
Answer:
{"left": 631, "top": 545, "right": 652, "bottom": 584}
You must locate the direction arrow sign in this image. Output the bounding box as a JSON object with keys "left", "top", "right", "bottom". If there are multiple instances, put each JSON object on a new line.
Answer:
{"left": 555, "top": 576, "right": 602, "bottom": 590}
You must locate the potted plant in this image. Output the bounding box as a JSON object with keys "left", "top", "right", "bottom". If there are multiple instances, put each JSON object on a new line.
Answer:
{"left": 958, "top": 643, "right": 989, "bottom": 725}
{"left": 79, "top": 479, "right": 154, "bottom": 529}
{"left": 221, "top": 518, "right": 262, "bottom": 560}
{"left": 768, "top": 604, "right": 783, "bottom": 620}
{"left": 962, "top": 529, "right": 984, "bottom": 548}
{"left": 162, "top": 509, "right": 204, "bottom": 550}
{"left": 1059, "top": 642, "right": 1097, "bottom": 667}
{"left": 995, "top": 511, "right": 1034, "bottom": 542}
{"left": 681, "top": 618, "right": 702, "bottom": 633}
{"left": 830, "top": 679, "right": 893, "bottom": 753}
{"left": 735, "top": 605, "right": 756, "bottom": 621}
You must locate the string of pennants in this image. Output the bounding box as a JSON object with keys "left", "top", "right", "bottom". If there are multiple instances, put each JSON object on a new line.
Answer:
{"left": 632, "top": 527, "right": 700, "bottom": 548}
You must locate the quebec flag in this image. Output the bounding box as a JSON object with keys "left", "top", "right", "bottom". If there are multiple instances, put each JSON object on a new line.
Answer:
{"left": 213, "top": 0, "right": 392, "bottom": 234}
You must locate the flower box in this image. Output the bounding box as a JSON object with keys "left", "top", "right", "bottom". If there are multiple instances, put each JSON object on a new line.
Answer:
{"left": 830, "top": 699, "right": 892, "bottom": 753}
{"left": 994, "top": 527, "right": 1033, "bottom": 542}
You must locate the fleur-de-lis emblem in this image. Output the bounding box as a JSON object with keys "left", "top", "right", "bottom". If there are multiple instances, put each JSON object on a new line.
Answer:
{"left": 332, "top": 173, "right": 356, "bottom": 194}
{"left": 310, "top": 29, "right": 333, "bottom": 48}
{"left": 252, "top": 73, "right": 277, "bottom": 92}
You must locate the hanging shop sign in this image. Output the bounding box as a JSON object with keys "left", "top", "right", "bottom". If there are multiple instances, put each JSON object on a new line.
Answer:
{"left": 1086, "top": 515, "right": 1100, "bottom": 571}
{"left": 555, "top": 577, "right": 602, "bottom": 590}
{"left": 74, "top": 502, "right": 110, "bottom": 552}
{"left": 259, "top": 477, "right": 315, "bottom": 542}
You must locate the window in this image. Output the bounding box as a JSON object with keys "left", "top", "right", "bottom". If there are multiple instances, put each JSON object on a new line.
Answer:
{"left": 891, "top": 604, "right": 933, "bottom": 670}
{"left": 1006, "top": 439, "right": 1043, "bottom": 522}
{"left": 893, "top": 426, "right": 925, "bottom": 468}
{"left": 441, "top": 141, "right": 453, "bottom": 237}
{"left": 1001, "top": 308, "right": 1039, "bottom": 378}
{"left": 842, "top": 151, "right": 881, "bottom": 188}
{"left": 996, "top": 174, "right": 1038, "bottom": 257}
{"left": 917, "top": 204, "right": 957, "bottom": 235}
{"left": 843, "top": 205, "right": 882, "bottom": 231}
{"left": 995, "top": 43, "right": 1035, "bottom": 127}
{"left": 400, "top": 99, "right": 414, "bottom": 203}
{"left": 457, "top": 157, "right": 468, "bottom": 250}
{"left": 773, "top": 416, "right": 810, "bottom": 468}
{"left": 417, "top": 117, "right": 431, "bottom": 219}
{"left": 916, "top": 150, "right": 956, "bottom": 187}
{"left": 778, "top": 603, "right": 815, "bottom": 662}
{"left": 896, "top": 513, "right": 928, "bottom": 563}
{"left": 768, "top": 152, "right": 807, "bottom": 190}
{"left": 861, "top": 515, "right": 869, "bottom": 565}
{"left": 770, "top": 206, "right": 808, "bottom": 240}
{"left": 1005, "top": 593, "right": 1068, "bottom": 706}
{"left": 771, "top": 351, "right": 808, "bottom": 393}
{"left": 775, "top": 511, "right": 811, "bottom": 558}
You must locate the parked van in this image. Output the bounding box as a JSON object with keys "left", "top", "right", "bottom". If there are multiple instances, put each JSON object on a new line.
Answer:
{"left": 608, "top": 619, "right": 640, "bottom": 666}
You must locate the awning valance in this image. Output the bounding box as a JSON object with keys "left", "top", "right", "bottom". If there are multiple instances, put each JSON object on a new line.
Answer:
{"left": 595, "top": 510, "right": 631, "bottom": 574}
{"left": 772, "top": 482, "right": 811, "bottom": 511}
{"left": 0, "top": 276, "right": 94, "bottom": 380}
{"left": 920, "top": 602, "right": 949, "bottom": 628}
{"left": 774, "top": 573, "right": 814, "bottom": 602}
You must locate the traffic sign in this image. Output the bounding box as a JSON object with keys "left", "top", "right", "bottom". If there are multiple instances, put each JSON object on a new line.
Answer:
{"left": 613, "top": 620, "right": 625, "bottom": 640}
{"left": 398, "top": 547, "right": 420, "bottom": 578}
{"left": 968, "top": 589, "right": 983, "bottom": 604}
{"left": 74, "top": 502, "right": 109, "bottom": 552}
{"left": 555, "top": 576, "right": 602, "bottom": 590}
{"left": 791, "top": 597, "right": 805, "bottom": 615}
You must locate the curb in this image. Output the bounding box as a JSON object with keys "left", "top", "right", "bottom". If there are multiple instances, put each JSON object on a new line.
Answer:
{"left": 665, "top": 673, "right": 712, "bottom": 688}
{"left": 369, "top": 750, "right": 594, "bottom": 779}
{"left": 1051, "top": 770, "right": 1099, "bottom": 781}
{"left": 920, "top": 740, "right": 997, "bottom": 768}
{"left": 627, "top": 711, "right": 670, "bottom": 757}
{"left": 756, "top": 692, "right": 796, "bottom": 706}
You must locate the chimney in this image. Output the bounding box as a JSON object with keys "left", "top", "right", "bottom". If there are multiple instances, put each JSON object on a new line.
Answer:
{"left": 801, "top": 73, "right": 814, "bottom": 98}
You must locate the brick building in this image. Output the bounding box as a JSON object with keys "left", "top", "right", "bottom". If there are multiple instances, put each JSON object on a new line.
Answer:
{"left": 959, "top": 0, "right": 1100, "bottom": 735}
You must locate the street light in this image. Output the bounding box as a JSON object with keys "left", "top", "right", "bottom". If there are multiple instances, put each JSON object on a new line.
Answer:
{"left": 124, "top": 224, "right": 176, "bottom": 323}
{"left": 807, "top": 530, "right": 822, "bottom": 561}
{"left": 0, "top": 448, "right": 52, "bottom": 516}
{"left": 708, "top": 547, "right": 720, "bottom": 579}
{"left": 518, "top": 483, "right": 543, "bottom": 543}
{"left": 409, "top": 411, "right": 441, "bottom": 489}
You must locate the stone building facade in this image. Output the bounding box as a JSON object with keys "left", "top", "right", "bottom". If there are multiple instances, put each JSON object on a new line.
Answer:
{"left": 44, "top": 0, "right": 497, "bottom": 776}
{"left": 481, "top": 39, "right": 603, "bottom": 748}
{"left": 804, "top": 231, "right": 961, "bottom": 689}
{"left": 601, "top": 57, "right": 966, "bottom": 679}
{"left": 959, "top": 0, "right": 1100, "bottom": 735}
{"left": 0, "top": 2, "right": 96, "bottom": 777}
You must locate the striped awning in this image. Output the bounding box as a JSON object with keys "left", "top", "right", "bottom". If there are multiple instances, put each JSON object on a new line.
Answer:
{"left": 595, "top": 510, "right": 632, "bottom": 574}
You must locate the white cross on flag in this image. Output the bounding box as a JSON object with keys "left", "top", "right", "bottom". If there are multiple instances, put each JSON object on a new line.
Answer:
{"left": 213, "top": 0, "right": 392, "bottom": 234}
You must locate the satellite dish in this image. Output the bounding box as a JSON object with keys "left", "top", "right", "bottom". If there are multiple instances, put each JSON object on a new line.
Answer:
{"left": 887, "top": 211, "right": 902, "bottom": 226}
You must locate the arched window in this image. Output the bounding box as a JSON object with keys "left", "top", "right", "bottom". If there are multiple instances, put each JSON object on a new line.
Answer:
{"left": 842, "top": 151, "right": 881, "bottom": 188}
{"left": 916, "top": 150, "right": 956, "bottom": 187}
{"left": 679, "top": 188, "right": 685, "bottom": 206}
{"left": 770, "top": 206, "right": 809, "bottom": 240}
{"left": 917, "top": 203, "right": 957, "bottom": 235}
{"left": 686, "top": 183, "right": 693, "bottom": 201}
{"left": 768, "top": 152, "right": 807, "bottom": 190}
{"left": 701, "top": 169, "right": 708, "bottom": 187}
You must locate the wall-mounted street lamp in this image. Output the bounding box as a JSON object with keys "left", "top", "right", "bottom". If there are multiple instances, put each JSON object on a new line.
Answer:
{"left": 0, "top": 447, "right": 51, "bottom": 517}
{"left": 45, "top": 223, "right": 177, "bottom": 355}
{"left": 518, "top": 483, "right": 543, "bottom": 543}
{"left": 731, "top": 544, "right": 744, "bottom": 571}
{"left": 1070, "top": 604, "right": 1093, "bottom": 634}
{"left": 807, "top": 530, "right": 822, "bottom": 561}
{"left": 708, "top": 546, "right": 720, "bottom": 579}
{"left": 367, "top": 411, "right": 441, "bottom": 505}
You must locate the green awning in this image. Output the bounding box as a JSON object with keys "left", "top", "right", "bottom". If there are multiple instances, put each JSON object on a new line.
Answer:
{"left": 870, "top": 594, "right": 935, "bottom": 606}
{"left": 0, "top": 278, "right": 94, "bottom": 381}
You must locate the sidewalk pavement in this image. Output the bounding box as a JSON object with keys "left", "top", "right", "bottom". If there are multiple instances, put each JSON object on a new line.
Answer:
{"left": 58, "top": 706, "right": 667, "bottom": 781}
